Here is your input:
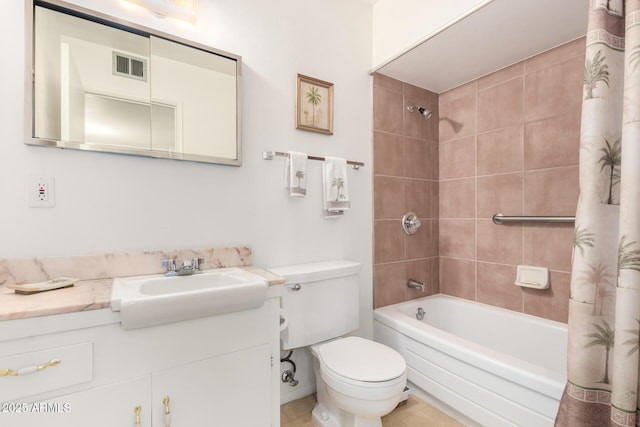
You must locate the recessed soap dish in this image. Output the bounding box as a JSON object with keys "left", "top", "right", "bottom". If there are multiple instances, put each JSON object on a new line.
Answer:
{"left": 515, "top": 265, "right": 549, "bottom": 289}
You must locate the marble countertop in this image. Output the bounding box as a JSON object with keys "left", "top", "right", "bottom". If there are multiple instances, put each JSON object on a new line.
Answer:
{"left": 0, "top": 267, "right": 285, "bottom": 322}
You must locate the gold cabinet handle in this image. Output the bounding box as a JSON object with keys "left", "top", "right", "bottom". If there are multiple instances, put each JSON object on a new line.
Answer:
{"left": 134, "top": 405, "right": 142, "bottom": 426}
{"left": 0, "top": 358, "right": 61, "bottom": 377}
{"left": 162, "top": 395, "right": 171, "bottom": 427}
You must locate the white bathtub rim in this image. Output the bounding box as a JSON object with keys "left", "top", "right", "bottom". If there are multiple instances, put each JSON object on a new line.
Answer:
{"left": 373, "top": 295, "right": 567, "bottom": 399}
{"left": 376, "top": 294, "right": 568, "bottom": 332}
{"left": 373, "top": 294, "right": 566, "bottom": 378}
{"left": 373, "top": 315, "right": 565, "bottom": 399}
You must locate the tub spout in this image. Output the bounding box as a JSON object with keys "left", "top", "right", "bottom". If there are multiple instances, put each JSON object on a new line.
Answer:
{"left": 408, "top": 279, "right": 426, "bottom": 292}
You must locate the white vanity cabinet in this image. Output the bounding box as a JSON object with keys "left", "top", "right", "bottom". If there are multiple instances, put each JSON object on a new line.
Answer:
{"left": 0, "top": 298, "right": 280, "bottom": 427}
{"left": 152, "top": 343, "right": 272, "bottom": 426}
{"left": 0, "top": 376, "right": 153, "bottom": 426}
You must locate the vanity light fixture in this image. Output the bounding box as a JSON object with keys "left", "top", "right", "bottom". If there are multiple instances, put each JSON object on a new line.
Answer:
{"left": 123, "top": 0, "right": 198, "bottom": 23}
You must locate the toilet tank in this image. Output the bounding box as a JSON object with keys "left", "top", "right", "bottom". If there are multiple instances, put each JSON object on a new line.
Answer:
{"left": 268, "top": 260, "right": 361, "bottom": 350}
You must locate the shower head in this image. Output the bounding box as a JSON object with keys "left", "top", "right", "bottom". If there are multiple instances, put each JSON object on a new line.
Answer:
{"left": 407, "top": 104, "right": 432, "bottom": 120}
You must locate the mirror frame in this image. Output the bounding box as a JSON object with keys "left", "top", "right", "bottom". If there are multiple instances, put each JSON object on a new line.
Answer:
{"left": 24, "top": 0, "right": 243, "bottom": 166}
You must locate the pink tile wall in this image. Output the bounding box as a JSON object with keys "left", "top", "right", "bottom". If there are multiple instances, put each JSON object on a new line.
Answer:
{"left": 372, "top": 74, "right": 439, "bottom": 308}
{"left": 437, "top": 38, "right": 584, "bottom": 323}
{"left": 372, "top": 38, "right": 584, "bottom": 322}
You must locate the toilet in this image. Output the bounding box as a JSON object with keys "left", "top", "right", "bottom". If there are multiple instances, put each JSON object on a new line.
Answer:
{"left": 269, "top": 260, "right": 407, "bottom": 427}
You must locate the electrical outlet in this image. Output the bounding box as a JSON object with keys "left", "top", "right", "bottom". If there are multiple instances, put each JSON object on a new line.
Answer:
{"left": 29, "top": 176, "right": 55, "bottom": 208}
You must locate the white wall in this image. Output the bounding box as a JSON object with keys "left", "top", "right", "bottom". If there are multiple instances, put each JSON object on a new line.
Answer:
{"left": 2, "top": 0, "right": 372, "bottom": 403}
{"left": 371, "top": 0, "right": 490, "bottom": 68}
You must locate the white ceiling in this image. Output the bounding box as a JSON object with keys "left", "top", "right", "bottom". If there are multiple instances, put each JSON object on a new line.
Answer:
{"left": 373, "top": 0, "right": 589, "bottom": 93}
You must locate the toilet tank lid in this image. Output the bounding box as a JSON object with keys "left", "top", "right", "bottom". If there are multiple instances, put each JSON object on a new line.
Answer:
{"left": 267, "top": 260, "right": 360, "bottom": 284}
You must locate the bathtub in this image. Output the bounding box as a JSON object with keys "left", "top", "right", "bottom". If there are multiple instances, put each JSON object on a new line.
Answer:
{"left": 373, "top": 295, "right": 567, "bottom": 427}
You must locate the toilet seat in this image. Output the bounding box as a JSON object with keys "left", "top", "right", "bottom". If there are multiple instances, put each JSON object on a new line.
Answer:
{"left": 314, "top": 337, "right": 407, "bottom": 403}
{"left": 316, "top": 337, "right": 406, "bottom": 383}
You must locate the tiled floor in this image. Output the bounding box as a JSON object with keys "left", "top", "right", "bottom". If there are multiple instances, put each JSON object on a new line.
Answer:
{"left": 280, "top": 393, "right": 465, "bottom": 427}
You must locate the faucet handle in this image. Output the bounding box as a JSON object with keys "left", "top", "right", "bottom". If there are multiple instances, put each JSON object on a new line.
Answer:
{"left": 162, "top": 259, "right": 176, "bottom": 275}
{"left": 192, "top": 257, "right": 204, "bottom": 272}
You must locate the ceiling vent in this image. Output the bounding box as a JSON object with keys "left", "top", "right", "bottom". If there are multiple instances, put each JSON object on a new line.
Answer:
{"left": 112, "top": 51, "right": 147, "bottom": 82}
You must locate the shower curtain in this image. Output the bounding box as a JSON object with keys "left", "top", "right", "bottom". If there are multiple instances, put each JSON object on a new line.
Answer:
{"left": 555, "top": 0, "right": 640, "bottom": 425}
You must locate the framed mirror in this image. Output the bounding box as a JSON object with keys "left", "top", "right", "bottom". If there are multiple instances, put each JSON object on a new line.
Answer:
{"left": 25, "top": 0, "right": 242, "bottom": 166}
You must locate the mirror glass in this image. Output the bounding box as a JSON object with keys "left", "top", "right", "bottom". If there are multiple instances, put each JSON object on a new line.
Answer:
{"left": 28, "top": 1, "right": 242, "bottom": 165}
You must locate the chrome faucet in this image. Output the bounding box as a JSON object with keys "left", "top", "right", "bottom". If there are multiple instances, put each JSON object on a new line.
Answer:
{"left": 162, "top": 258, "right": 204, "bottom": 276}
{"left": 176, "top": 259, "right": 194, "bottom": 276}
{"left": 407, "top": 278, "right": 426, "bottom": 292}
{"left": 191, "top": 257, "right": 203, "bottom": 272}
{"left": 162, "top": 259, "right": 177, "bottom": 276}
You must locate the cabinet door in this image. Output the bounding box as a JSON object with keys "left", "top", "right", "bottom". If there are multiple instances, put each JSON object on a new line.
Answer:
{"left": 152, "top": 343, "right": 272, "bottom": 427}
{"left": 1, "top": 376, "right": 151, "bottom": 427}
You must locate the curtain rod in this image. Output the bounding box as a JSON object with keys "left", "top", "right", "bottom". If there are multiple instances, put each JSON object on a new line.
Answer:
{"left": 262, "top": 151, "right": 364, "bottom": 169}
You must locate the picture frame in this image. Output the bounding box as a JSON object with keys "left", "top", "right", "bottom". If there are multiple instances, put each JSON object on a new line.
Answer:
{"left": 296, "top": 74, "right": 334, "bottom": 135}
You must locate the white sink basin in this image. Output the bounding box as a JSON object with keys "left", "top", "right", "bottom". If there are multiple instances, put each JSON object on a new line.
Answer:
{"left": 111, "top": 268, "right": 268, "bottom": 329}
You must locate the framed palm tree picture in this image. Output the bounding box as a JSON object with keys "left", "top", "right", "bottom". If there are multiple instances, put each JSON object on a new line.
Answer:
{"left": 296, "top": 74, "right": 334, "bottom": 135}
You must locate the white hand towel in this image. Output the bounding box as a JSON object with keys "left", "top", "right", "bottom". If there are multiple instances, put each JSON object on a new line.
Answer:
{"left": 323, "top": 157, "right": 350, "bottom": 218}
{"left": 284, "top": 151, "right": 308, "bottom": 197}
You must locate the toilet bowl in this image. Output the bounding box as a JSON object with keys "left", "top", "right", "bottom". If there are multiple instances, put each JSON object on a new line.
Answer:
{"left": 310, "top": 337, "right": 406, "bottom": 427}
{"left": 268, "top": 261, "right": 407, "bottom": 427}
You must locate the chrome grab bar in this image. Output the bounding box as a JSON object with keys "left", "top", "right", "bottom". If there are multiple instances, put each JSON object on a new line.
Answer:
{"left": 492, "top": 213, "right": 575, "bottom": 225}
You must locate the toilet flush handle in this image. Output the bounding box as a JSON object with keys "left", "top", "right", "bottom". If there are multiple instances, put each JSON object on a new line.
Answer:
{"left": 286, "top": 284, "right": 301, "bottom": 291}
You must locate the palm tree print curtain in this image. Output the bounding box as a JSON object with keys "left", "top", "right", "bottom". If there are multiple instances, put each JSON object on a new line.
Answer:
{"left": 556, "top": 0, "right": 640, "bottom": 425}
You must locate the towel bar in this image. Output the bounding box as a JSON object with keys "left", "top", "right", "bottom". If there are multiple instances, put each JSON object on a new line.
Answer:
{"left": 262, "top": 151, "right": 364, "bottom": 169}
{"left": 492, "top": 213, "right": 575, "bottom": 225}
